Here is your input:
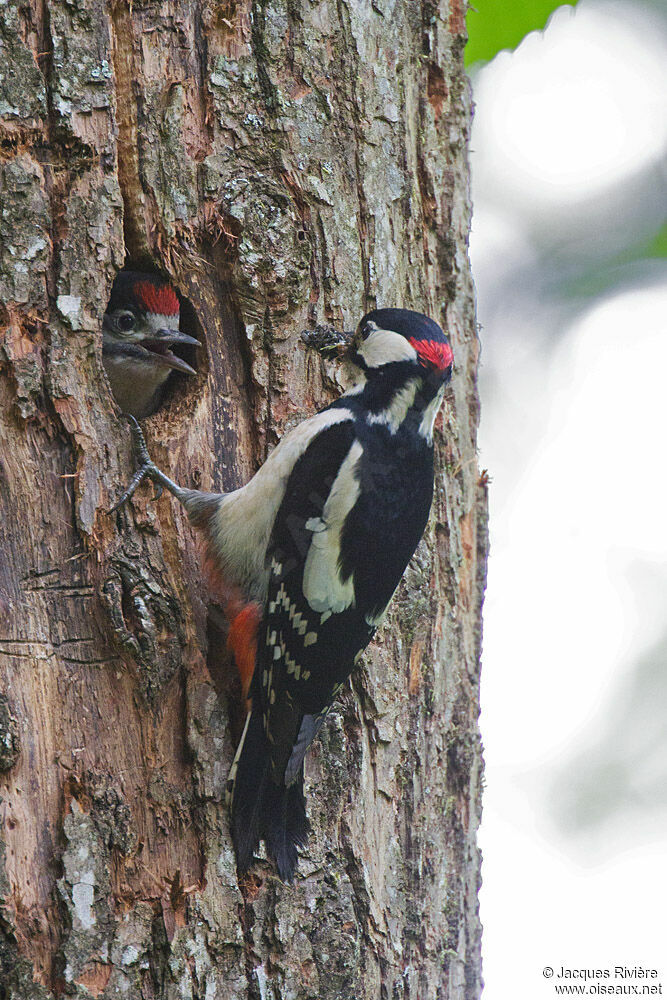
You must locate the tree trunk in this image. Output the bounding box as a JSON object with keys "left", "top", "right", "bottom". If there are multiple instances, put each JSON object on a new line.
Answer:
{"left": 0, "top": 0, "right": 486, "bottom": 996}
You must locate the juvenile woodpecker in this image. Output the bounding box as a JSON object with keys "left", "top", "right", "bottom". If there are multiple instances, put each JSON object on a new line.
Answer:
{"left": 103, "top": 271, "right": 199, "bottom": 418}
{"left": 113, "top": 308, "right": 453, "bottom": 881}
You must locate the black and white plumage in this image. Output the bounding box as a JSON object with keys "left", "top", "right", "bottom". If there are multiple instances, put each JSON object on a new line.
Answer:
{"left": 103, "top": 271, "right": 199, "bottom": 418}
{"left": 113, "top": 307, "right": 453, "bottom": 881}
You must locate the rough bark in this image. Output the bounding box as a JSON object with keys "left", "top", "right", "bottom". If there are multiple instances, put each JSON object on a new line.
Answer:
{"left": 0, "top": 0, "right": 486, "bottom": 997}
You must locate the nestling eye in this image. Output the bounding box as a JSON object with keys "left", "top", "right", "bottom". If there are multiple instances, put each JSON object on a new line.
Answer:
{"left": 116, "top": 312, "right": 135, "bottom": 332}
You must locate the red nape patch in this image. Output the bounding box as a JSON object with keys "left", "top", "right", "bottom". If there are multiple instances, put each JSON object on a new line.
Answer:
{"left": 133, "top": 280, "right": 180, "bottom": 316}
{"left": 409, "top": 338, "right": 453, "bottom": 371}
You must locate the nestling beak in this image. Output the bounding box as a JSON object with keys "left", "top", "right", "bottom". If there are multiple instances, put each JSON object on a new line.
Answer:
{"left": 301, "top": 326, "right": 355, "bottom": 358}
{"left": 140, "top": 328, "right": 199, "bottom": 375}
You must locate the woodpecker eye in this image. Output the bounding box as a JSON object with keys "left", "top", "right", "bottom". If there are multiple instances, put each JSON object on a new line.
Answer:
{"left": 116, "top": 312, "right": 135, "bottom": 332}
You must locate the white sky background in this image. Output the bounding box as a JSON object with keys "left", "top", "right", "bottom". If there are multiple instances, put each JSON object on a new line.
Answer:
{"left": 470, "top": 2, "right": 667, "bottom": 995}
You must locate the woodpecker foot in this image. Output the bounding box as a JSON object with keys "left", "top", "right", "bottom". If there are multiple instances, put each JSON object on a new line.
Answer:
{"left": 301, "top": 325, "right": 353, "bottom": 357}
{"left": 111, "top": 416, "right": 180, "bottom": 512}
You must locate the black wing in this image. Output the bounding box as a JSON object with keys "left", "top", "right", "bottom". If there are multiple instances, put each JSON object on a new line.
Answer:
{"left": 254, "top": 415, "right": 434, "bottom": 783}
{"left": 253, "top": 419, "right": 373, "bottom": 775}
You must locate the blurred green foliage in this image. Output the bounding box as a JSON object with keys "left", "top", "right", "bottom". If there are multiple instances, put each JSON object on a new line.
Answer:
{"left": 644, "top": 223, "right": 667, "bottom": 259}
{"left": 564, "top": 224, "right": 667, "bottom": 297}
{"left": 465, "top": 0, "right": 577, "bottom": 67}
{"left": 465, "top": 0, "right": 667, "bottom": 264}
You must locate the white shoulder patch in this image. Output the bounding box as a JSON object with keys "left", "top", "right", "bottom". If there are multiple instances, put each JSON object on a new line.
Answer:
{"left": 302, "top": 439, "right": 363, "bottom": 614}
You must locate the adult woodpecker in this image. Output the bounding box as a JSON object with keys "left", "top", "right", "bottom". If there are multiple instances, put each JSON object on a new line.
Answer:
{"left": 112, "top": 308, "right": 453, "bottom": 881}
{"left": 103, "top": 271, "right": 199, "bottom": 418}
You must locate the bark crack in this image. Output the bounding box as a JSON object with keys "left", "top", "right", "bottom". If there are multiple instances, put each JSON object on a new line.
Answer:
{"left": 109, "top": 1, "right": 149, "bottom": 258}
{"left": 333, "top": 0, "right": 374, "bottom": 310}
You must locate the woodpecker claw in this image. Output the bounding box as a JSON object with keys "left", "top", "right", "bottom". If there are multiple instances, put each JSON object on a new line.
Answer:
{"left": 110, "top": 416, "right": 177, "bottom": 512}
{"left": 110, "top": 464, "right": 154, "bottom": 512}
{"left": 125, "top": 415, "right": 151, "bottom": 465}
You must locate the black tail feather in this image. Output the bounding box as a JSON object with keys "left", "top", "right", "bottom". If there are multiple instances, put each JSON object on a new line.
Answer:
{"left": 263, "top": 774, "right": 310, "bottom": 882}
{"left": 229, "top": 710, "right": 269, "bottom": 872}
{"left": 228, "top": 710, "right": 310, "bottom": 882}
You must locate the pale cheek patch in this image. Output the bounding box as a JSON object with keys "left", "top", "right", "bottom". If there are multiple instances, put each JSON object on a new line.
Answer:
{"left": 357, "top": 329, "right": 418, "bottom": 368}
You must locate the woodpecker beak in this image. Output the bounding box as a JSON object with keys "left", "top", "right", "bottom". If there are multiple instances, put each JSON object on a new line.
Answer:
{"left": 140, "top": 329, "right": 199, "bottom": 375}
{"left": 301, "top": 326, "right": 355, "bottom": 358}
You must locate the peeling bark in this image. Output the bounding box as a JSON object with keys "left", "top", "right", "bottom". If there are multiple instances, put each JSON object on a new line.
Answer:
{"left": 0, "top": 0, "right": 486, "bottom": 996}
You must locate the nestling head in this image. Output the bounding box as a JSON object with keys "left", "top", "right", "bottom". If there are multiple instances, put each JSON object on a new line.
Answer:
{"left": 103, "top": 271, "right": 199, "bottom": 418}
{"left": 103, "top": 271, "right": 198, "bottom": 374}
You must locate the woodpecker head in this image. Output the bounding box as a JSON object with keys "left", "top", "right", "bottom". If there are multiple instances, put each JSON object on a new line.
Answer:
{"left": 302, "top": 308, "right": 452, "bottom": 440}
{"left": 103, "top": 271, "right": 199, "bottom": 418}
{"left": 350, "top": 308, "right": 453, "bottom": 385}
{"left": 302, "top": 308, "right": 453, "bottom": 387}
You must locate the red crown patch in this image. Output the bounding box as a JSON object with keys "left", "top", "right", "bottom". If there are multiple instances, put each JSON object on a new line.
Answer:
{"left": 133, "top": 280, "right": 180, "bottom": 316}
{"left": 409, "top": 338, "right": 453, "bottom": 371}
